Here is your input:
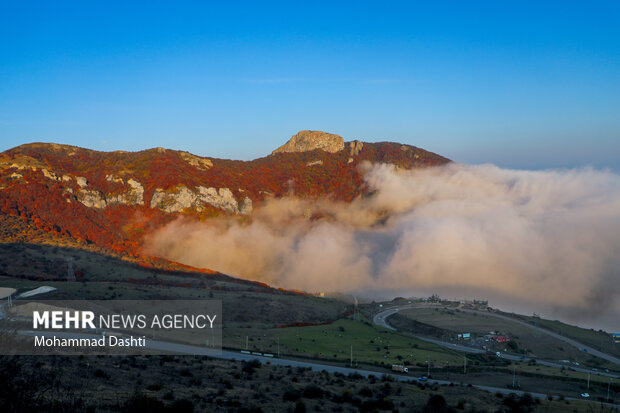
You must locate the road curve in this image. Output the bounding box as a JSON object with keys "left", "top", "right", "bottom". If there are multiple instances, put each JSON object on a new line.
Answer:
{"left": 459, "top": 308, "right": 620, "bottom": 367}
{"left": 372, "top": 305, "right": 620, "bottom": 378}
{"left": 374, "top": 306, "right": 487, "bottom": 355}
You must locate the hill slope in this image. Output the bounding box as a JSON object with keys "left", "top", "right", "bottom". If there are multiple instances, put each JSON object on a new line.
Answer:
{"left": 0, "top": 131, "right": 449, "bottom": 259}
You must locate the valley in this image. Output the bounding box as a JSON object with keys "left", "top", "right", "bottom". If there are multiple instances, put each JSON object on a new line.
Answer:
{"left": 1, "top": 135, "right": 618, "bottom": 411}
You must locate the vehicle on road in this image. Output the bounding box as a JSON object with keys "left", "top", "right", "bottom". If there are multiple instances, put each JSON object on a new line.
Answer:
{"left": 391, "top": 364, "right": 408, "bottom": 373}
{"left": 580, "top": 393, "right": 590, "bottom": 398}
{"left": 417, "top": 376, "right": 428, "bottom": 382}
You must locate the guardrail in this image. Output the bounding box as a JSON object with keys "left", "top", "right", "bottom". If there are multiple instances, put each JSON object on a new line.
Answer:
{"left": 239, "top": 350, "right": 276, "bottom": 358}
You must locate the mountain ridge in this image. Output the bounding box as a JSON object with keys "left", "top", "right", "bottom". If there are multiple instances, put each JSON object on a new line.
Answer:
{"left": 0, "top": 131, "right": 450, "bottom": 262}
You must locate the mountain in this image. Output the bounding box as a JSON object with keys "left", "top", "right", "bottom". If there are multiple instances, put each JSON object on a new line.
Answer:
{"left": 272, "top": 130, "right": 345, "bottom": 154}
{"left": 0, "top": 131, "right": 449, "bottom": 261}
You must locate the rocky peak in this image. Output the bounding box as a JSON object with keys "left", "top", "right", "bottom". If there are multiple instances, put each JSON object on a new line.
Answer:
{"left": 272, "top": 130, "right": 345, "bottom": 155}
{"left": 349, "top": 140, "right": 364, "bottom": 156}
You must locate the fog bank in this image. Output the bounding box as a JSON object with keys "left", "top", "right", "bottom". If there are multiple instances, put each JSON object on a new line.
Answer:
{"left": 145, "top": 163, "right": 620, "bottom": 331}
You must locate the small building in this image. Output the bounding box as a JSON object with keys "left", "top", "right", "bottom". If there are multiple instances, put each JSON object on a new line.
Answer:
{"left": 493, "top": 335, "right": 510, "bottom": 343}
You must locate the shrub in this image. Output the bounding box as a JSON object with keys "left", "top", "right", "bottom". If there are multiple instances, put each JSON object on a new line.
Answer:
{"left": 283, "top": 390, "right": 300, "bottom": 401}
{"left": 170, "top": 399, "right": 194, "bottom": 413}
{"left": 424, "top": 394, "right": 452, "bottom": 413}
{"left": 358, "top": 387, "right": 373, "bottom": 397}
{"left": 122, "top": 391, "right": 166, "bottom": 413}
{"left": 294, "top": 399, "right": 306, "bottom": 413}
{"left": 302, "top": 385, "right": 324, "bottom": 399}
{"left": 93, "top": 369, "right": 108, "bottom": 379}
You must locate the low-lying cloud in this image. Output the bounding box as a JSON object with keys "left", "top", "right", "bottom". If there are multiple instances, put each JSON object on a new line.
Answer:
{"left": 145, "top": 163, "right": 620, "bottom": 330}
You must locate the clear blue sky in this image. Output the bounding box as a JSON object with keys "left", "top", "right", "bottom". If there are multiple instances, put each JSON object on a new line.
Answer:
{"left": 1, "top": 1, "right": 619, "bottom": 169}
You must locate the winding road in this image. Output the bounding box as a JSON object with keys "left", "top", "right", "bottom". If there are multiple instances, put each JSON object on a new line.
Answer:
{"left": 372, "top": 305, "right": 620, "bottom": 379}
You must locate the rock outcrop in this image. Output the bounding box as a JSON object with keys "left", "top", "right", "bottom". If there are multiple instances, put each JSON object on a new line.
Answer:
{"left": 105, "top": 174, "right": 123, "bottom": 183}
{"left": 41, "top": 168, "right": 59, "bottom": 181}
{"left": 349, "top": 140, "right": 364, "bottom": 156}
{"left": 106, "top": 179, "right": 145, "bottom": 206}
{"left": 239, "top": 197, "right": 253, "bottom": 215}
{"left": 179, "top": 151, "right": 213, "bottom": 170}
{"left": 76, "top": 178, "right": 145, "bottom": 208}
{"left": 272, "top": 130, "right": 345, "bottom": 154}
{"left": 196, "top": 187, "right": 239, "bottom": 214}
{"left": 150, "top": 185, "right": 252, "bottom": 215}
{"left": 150, "top": 186, "right": 195, "bottom": 213}
{"left": 76, "top": 189, "right": 107, "bottom": 209}
{"left": 76, "top": 177, "right": 88, "bottom": 188}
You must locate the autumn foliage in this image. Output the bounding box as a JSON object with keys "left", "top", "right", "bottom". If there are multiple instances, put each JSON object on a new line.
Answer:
{"left": 0, "top": 141, "right": 449, "bottom": 261}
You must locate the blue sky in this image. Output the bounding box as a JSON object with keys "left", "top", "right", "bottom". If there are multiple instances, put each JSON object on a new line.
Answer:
{"left": 1, "top": 1, "right": 619, "bottom": 169}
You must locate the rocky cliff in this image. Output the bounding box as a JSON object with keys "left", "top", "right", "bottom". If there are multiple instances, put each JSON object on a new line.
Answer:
{"left": 272, "top": 130, "right": 345, "bottom": 154}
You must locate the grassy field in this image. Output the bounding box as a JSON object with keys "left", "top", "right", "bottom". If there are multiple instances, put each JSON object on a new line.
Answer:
{"left": 510, "top": 312, "right": 620, "bottom": 358}
{"left": 517, "top": 363, "right": 614, "bottom": 385}
{"left": 231, "top": 316, "right": 467, "bottom": 368}
{"left": 398, "top": 307, "right": 520, "bottom": 333}
{"left": 394, "top": 307, "right": 619, "bottom": 371}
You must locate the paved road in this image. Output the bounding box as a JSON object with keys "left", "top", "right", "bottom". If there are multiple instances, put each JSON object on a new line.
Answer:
{"left": 459, "top": 308, "right": 620, "bottom": 367}
{"left": 373, "top": 305, "right": 620, "bottom": 379}
{"left": 19, "top": 330, "right": 616, "bottom": 406}
{"left": 374, "top": 306, "right": 487, "bottom": 354}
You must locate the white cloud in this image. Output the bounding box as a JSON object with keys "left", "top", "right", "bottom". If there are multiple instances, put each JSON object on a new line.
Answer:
{"left": 145, "top": 163, "right": 620, "bottom": 330}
